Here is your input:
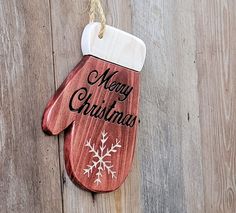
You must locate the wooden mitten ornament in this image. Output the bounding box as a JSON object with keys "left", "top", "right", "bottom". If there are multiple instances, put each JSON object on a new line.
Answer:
{"left": 42, "top": 22, "right": 146, "bottom": 192}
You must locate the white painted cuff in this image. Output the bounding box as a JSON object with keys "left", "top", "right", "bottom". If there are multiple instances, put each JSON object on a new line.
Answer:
{"left": 81, "top": 22, "right": 146, "bottom": 71}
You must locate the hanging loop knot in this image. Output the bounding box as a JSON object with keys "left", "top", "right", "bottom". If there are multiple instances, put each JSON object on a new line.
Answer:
{"left": 89, "top": 0, "right": 106, "bottom": 38}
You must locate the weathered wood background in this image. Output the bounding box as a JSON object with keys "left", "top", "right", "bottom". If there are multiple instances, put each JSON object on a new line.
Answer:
{"left": 0, "top": 0, "right": 236, "bottom": 212}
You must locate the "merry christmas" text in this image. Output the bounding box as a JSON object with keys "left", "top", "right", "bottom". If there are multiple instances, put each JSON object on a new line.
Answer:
{"left": 69, "top": 69, "right": 137, "bottom": 128}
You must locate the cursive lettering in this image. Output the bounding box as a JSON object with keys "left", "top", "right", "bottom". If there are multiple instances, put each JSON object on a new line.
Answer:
{"left": 87, "top": 69, "right": 133, "bottom": 101}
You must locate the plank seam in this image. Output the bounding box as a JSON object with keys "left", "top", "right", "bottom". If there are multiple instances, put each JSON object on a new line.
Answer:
{"left": 48, "top": 0, "right": 65, "bottom": 212}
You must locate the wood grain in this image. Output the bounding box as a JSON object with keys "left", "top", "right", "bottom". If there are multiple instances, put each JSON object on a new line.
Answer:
{"left": 1, "top": 0, "right": 236, "bottom": 212}
{"left": 195, "top": 0, "right": 236, "bottom": 212}
{"left": 81, "top": 22, "right": 146, "bottom": 71}
{"left": 42, "top": 56, "right": 140, "bottom": 192}
{"left": 0, "top": 0, "right": 62, "bottom": 212}
{"left": 49, "top": 0, "right": 141, "bottom": 212}
{"left": 133, "top": 1, "right": 204, "bottom": 212}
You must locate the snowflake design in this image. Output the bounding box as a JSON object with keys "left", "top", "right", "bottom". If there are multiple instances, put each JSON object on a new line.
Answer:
{"left": 83, "top": 130, "right": 121, "bottom": 185}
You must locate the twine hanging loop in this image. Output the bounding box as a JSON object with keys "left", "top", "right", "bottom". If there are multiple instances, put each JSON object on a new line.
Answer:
{"left": 89, "top": 0, "right": 106, "bottom": 38}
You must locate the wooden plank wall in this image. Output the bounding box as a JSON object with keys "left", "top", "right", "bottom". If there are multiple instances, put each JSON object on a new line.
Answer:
{"left": 0, "top": 0, "right": 235, "bottom": 213}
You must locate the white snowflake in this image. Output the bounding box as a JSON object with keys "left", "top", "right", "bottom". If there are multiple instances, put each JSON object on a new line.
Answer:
{"left": 83, "top": 130, "right": 121, "bottom": 185}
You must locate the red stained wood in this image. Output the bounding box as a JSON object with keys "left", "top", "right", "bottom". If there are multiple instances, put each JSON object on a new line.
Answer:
{"left": 42, "top": 55, "right": 140, "bottom": 192}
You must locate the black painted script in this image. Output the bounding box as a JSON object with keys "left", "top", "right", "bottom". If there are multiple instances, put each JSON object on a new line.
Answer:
{"left": 69, "top": 68, "right": 137, "bottom": 127}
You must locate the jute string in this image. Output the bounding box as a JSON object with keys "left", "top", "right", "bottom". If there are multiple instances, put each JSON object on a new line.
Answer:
{"left": 89, "top": 0, "right": 106, "bottom": 38}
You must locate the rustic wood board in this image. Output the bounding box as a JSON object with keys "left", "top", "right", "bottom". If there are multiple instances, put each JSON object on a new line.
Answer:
{"left": 133, "top": 0, "right": 236, "bottom": 212}
{"left": 133, "top": 1, "right": 204, "bottom": 212}
{"left": 195, "top": 0, "right": 236, "bottom": 212}
{"left": 49, "top": 0, "right": 141, "bottom": 212}
{"left": 0, "top": 0, "right": 63, "bottom": 212}
{"left": 1, "top": 0, "right": 236, "bottom": 212}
